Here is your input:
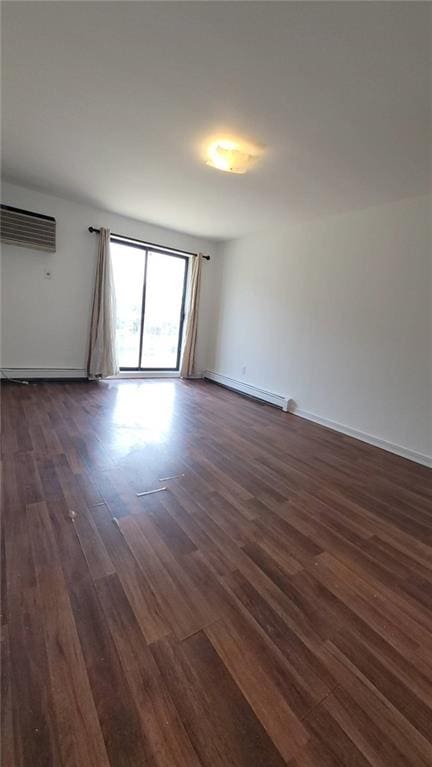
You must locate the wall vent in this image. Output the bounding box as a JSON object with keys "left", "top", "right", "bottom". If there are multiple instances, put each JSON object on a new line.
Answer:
{"left": 0, "top": 204, "right": 56, "bottom": 252}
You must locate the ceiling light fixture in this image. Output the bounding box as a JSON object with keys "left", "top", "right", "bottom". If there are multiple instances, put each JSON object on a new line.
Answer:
{"left": 206, "top": 138, "right": 261, "bottom": 174}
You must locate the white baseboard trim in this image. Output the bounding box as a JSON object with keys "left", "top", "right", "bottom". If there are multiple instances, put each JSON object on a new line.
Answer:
{"left": 204, "top": 370, "right": 290, "bottom": 412}
{"left": 1, "top": 367, "right": 87, "bottom": 379}
{"left": 204, "top": 370, "right": 431, "bottom": 468}
{"left": 292, "top": 407, "right": 432, "bottom": 468}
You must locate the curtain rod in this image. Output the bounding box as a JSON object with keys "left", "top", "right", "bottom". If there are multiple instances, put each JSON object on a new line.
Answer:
{"left": 88, "top": 226, "right": 210, "bottom": 260}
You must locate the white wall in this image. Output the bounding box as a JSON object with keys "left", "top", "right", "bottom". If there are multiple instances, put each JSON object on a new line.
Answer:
{"left": 209, "top": 196, "right": 431, "bottom": 462}
{"left": 1, "top": 182, "right": 217, "bottom": 375}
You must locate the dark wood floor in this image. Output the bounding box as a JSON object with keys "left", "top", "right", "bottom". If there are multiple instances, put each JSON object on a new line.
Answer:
{"left": 2, "top": 378, "right": 432, "bottom": 766}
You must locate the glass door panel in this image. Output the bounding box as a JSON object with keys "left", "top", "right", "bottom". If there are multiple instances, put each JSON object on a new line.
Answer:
{"left": 111, "top": 242, "right": 145, "bottom": 368}
{"left": 140, "top": 251, "right": 187, "bottom": 369}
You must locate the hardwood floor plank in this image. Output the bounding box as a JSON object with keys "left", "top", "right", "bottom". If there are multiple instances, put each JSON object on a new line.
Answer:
{"left": 323, "top": 685, "right": 426, "bottom": 767}
{"left": 87, "top": 499, "right": 171, "bottom": 643}
{"left": 320, "top": 640, "right": 432, "bottom": 766}
{"left": 4, "top": 499, "right": 60, "bottom": 767}
{"left": 26, "top": 501, "right": 110, "bottom": 767}
{"left": 43, "top": 495, "right": 156, "bottom": 766}
{"left": 160, "top": 490, "right": 233, "bottom": 575}
{"left": 311, "top": 552, "right": 432, "bottom": 657}
{"left": 1, "top": 516, "right": 8, "bottom": 627}
{"left": 96, "top": 573, "right": 202, "bottom": 767}
{"left": 240, "top": 541, "right": 334, "bottom": 646}
{"left": 54, "top": 456, "right": 115, "bottom": 580}
{"left": 331, "top": 628, "right": 432, "bottom": 740}
{"left": 307, "top": 484, "right": 432, "bottom": 568}
{"left": 147, "top": 504, "right": 198, "bottom": 558}
{"left": 302, "top": 700, "right": 374, "bottom": 767}
{"left": 289, "top": 736, "right": 344, "bottom": 766}
{"left": 205, "top": 617, "right": 309, "bottom": 761}
{"left": 1, "top": 630, "right": 18, "bottom": 767}
{"left": 118, "top": 513, "right": 215, "bottom": 639}
{"left": 71, "top": 577, "right": 154, "bottom": 766}
{"left": 150, "top": 631, "right": 288, "bottom": 767}
{"left": 223, "top": 568, "right": 337, "bottom": 697}
{"left": 14, "top": 451, "right": 44, "bottom": 507}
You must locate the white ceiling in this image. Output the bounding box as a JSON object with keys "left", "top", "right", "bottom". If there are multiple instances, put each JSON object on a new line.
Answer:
{"left": 2, "top": 1, "right": 430, "bottom": 240}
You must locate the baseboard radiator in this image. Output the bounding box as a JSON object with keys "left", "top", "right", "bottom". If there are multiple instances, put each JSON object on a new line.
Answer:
{"left": 1, "top": 368, "right": 87, "bottom": 381}
{"left": 204, "top": 370, "right": 291, "bottom": 411}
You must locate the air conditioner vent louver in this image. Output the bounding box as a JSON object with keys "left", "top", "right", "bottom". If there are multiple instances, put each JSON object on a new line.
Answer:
{"left": 0, "top": 204, "right": 56, "bottom": 252}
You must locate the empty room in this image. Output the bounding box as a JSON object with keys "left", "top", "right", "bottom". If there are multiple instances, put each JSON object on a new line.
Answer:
{"left": 1, "top": 1, "right": 431, "bottom": 765}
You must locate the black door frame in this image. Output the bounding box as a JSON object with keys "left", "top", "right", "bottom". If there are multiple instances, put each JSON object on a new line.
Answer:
{"left": 111, "top": 235, "right": 189, "bottom": 372}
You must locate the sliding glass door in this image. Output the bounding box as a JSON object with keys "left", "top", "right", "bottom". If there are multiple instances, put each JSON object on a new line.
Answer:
{"left": 111, "top": 242, "right": 145, "bottom": 368}
{"left": 111, "top": 240, "right": 188, "bottom": 371}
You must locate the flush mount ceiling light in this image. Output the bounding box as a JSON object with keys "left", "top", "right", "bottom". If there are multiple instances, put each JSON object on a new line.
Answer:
{"left": 205, "top": 138, "right": 261, "bottom": 174}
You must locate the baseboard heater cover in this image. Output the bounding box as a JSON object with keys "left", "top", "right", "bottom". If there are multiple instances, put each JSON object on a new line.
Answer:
{"left": 204, "top": 370, "right": 291, "bottom": 411}
{"left": 1, "top": 368, "right": 87, "bottom": 380}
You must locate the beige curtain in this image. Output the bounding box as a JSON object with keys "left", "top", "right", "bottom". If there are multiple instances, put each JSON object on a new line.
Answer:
{"left": 180, "top": 252, "right": 203, "bottom": 378}
{"left": 87, "top": 227, "right": 119, "bottom": 379}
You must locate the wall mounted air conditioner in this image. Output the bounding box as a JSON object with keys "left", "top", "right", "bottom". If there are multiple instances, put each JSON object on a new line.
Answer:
{"left": 0, "top": 204, "right": 56, "bottom": 252}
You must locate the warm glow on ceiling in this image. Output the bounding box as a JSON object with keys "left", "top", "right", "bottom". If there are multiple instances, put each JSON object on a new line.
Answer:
{"left": 205, "top": 137, "right": 261, "bottom": 174}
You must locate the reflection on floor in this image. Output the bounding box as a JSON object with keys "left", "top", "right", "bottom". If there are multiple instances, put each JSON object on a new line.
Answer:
{"left": 2, "top": 378, "right": 432, "bottom": 766}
